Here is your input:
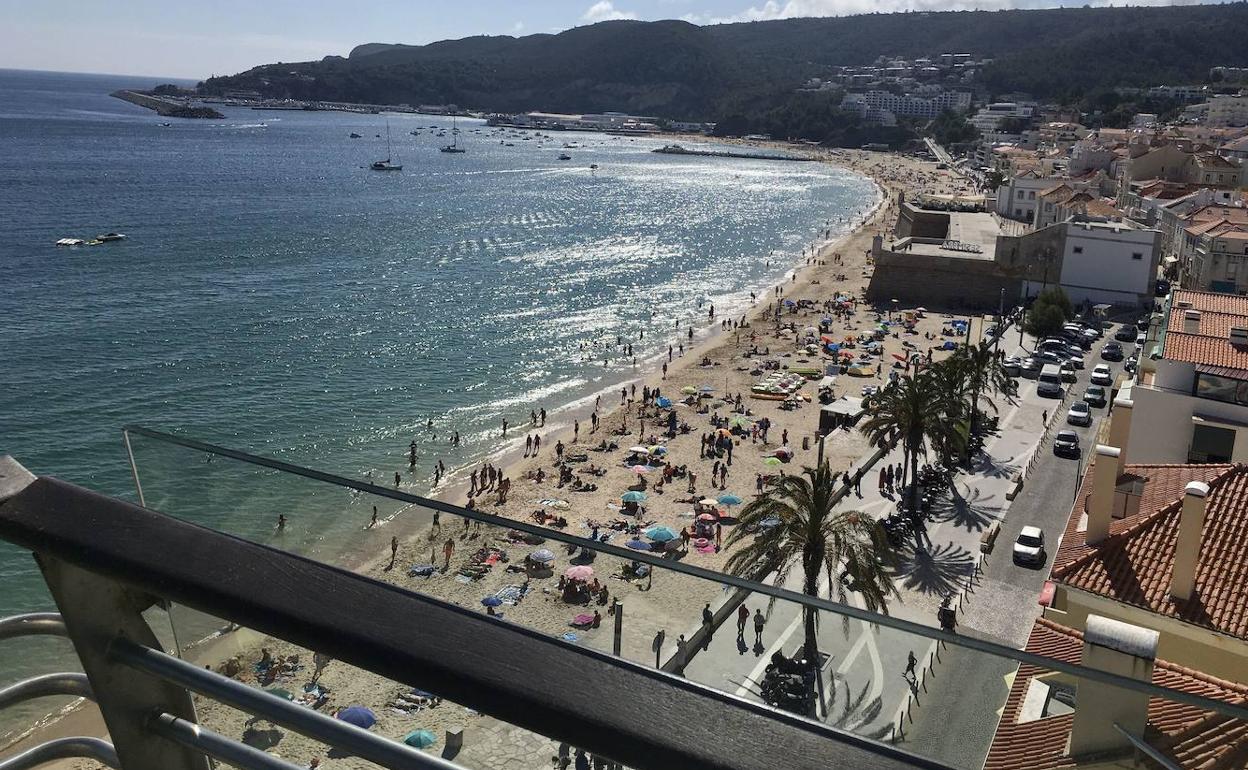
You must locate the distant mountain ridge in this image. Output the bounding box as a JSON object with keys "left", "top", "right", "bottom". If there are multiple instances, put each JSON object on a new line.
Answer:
{"left": 200, "top": 4, "right": 1248, "bottom": 119}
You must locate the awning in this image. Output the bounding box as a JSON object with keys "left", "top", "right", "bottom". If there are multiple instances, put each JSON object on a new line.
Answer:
{"left": 1195, "top": 363, "right": 1248, "bottom": 380}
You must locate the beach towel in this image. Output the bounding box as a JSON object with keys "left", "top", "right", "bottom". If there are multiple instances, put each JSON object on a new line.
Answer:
{"left": 495, "top": 584, "right": 524, "bottom": 605}
{"left": 571, "top": 613, "right": 595, "bottom": 628}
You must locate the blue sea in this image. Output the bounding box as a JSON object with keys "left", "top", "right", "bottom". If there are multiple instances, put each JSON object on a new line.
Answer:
{"left": 0, "top": 68, "right": 877, "bottom": 739}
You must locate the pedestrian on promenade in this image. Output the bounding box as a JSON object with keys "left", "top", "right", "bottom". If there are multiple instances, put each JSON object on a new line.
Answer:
{"left": 753, "top": 608, "right": 766, "bottom": 645}
{"left": 737, "top": 604, "right": 749, "bottom": 635}
{"left": 878, "top": 467, "right": 887, "bottom": 494}
{"left": 702, "top": 603, "right": 713, "bottom": 628}
{"left": 905, "top": 650, "right": 918, "bottom": 681}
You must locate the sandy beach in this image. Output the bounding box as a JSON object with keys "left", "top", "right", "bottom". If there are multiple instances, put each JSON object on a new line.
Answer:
{"left": 11, "top": 146, "right": 986, "bottom": 769}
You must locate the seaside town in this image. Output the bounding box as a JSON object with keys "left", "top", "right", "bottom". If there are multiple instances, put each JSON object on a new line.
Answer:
{"left": 4, "top": 7, "right": 1248, "bottom": 770}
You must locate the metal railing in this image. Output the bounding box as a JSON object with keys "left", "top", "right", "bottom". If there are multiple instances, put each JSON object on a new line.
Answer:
{"left": 4, "top": 433, "right": 1247, "bottom": 770}
{"left": 0, "top": 454, "right": 954, "bottom": 770}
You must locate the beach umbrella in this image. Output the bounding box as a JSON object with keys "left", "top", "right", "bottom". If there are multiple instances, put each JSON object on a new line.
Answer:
{"left": 481, "top": 596, "right": 503, "bottom": 607}
{"left": 625, "top": 539, "right": 650, "bottom": 551}
{"left": 336, "top": 706, "right": 376, "bottom": 729}
{"left": 403, "top": 730, "right": 438, "bottom": 749}
{"left": 698, "top": 385, "right": 715, "bottom": 393}
{"left": 680, "top": 386, "right": 698, "bottom": 395}
{"left": 649, "top": 446, "right": 668, "bottom": 455}
{"left": 656, "top": 397, "right": 672, "bottom": 408}
{"left": 697, "top": 512, "right": 717, "bottom": 522}
{"left": 529, "top": 548, "right": 556, "bottom": 563}
{"left": 630, "top": 465, "right": 651, "bottom": 475}
{"left": 645, "top": 526, "right": 678, "bottom": 542}
{"left": 728, "top": 416, "right": 753, "bottom": 428}
{"left": 763, "top": 457, "right": 783, "bottom": 467}
{"left": 621, "top": 491, "right": 646, "bottom": 503}
{"left": 718, "top": 494, "right": 743, "bottom": 506}
{"left": 565, "top": 565, "right": 594, "bottom": 581}
{"left": 775, "top": 447, "right": 793, "bottom": 457}
{"left": 628, "top": 446, "right": 649, "bottom": 454}
{"left": 699, "top": 498, "right": 718, "bottom": 506}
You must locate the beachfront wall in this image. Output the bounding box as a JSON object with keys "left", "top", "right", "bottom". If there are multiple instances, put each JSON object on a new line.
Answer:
{"left": 866, "top": 245, "right": 1022, "bottom": 310}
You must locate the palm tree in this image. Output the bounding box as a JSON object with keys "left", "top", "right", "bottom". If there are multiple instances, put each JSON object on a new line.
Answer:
{"left": 955, "top": 342, "right": 1014, "bottom": 440}
{"left": 860, "top": 371, "right": 960, "bottom": 515}
{"left": 725, "top": 464, "right": 897, "bottom": 715}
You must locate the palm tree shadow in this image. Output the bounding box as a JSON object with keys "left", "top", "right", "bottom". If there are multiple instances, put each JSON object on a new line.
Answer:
{"left": 928, "top": 484, "right": 1002, "bottom": 533}
{"left": 826, "top": 676, "right": 891, "bottom": 740}
{"left": 893, "top": 542, "right": 975, "bottom": 596}
{"left": 969, "top": 450, "right": 1021, "bottom": 481}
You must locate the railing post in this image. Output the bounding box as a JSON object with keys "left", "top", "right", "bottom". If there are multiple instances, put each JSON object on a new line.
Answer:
{"left": 37, "top": 557, "right": 210, "bottom": 770}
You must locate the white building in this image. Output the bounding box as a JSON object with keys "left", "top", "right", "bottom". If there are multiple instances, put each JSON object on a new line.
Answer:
{"left": 1206, "top": 94, "right": 1248, "bottom": 128}
{"left": 1128, "top": 290, "right": 1248, "bottom": 464}
{"left": 969, "top": 102, "right": 1034, "bottom": 132}
{"left": 995, "top": 170, "right": 1062, "bottom": 223}
{"left": 840, "top": 89, "right": 970, "bottom": 120}
{"left": 1052, "top": 220, "right": 1161, "bottom": 306}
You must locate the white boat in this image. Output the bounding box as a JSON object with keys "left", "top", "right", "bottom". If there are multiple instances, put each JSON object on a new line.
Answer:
{"left": 440, "top": 115, "right": 466, "bottom": 153}
{"left": 558, "top": 153, "right": 572, "bottom": 161}
{"left": 96, "top": 232, "right": 126, "bottom": 242}
{"left": 370, "top": 122, "right": 402, "bottom": 171}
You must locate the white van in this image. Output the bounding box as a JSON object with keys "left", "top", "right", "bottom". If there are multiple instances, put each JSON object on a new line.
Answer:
{"left": 1037, "top": 364, "right": 1064, "bottom": 398}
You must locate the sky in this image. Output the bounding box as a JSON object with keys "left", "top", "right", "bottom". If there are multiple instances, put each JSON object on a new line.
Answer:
{"left": 0, "top": 0, "right": 1221, "bottom": 81}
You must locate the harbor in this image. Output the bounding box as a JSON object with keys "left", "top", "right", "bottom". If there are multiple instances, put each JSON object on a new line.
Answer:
{"left": 652, "top": 144, "right": 817, "bottom": 162}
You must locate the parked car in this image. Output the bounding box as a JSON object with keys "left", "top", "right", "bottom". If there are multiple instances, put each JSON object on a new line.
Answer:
{"left": 1100, "top": 342, "right": 1124, "bottom": 361}
{"left": 1060, "top": 362, "right": 1077, "bottom": 383}
{"left": 1136, "top": 333, "right": 1147, "bottom": 348}
{"left": 1125, "top": 355, "right": 1138, "bottom": 375}
{"left": 1013, "top": 526, "right": 1046, "bottom": 566}
{"left": 1090, "top": 365, "right": 1113, "bottom": 386}
{"left": 1084, "top": 385, "right": 1108, "bottom": 408}
{"left": 1019, "top": 357, "right": 1042, "bottom": 378}
{"left": 1036, "top": 350, "right": 1065, "bottom": 365}
{"left": 1067, "top": 401, "right": 1092, "bottom": 426}
{"left": 1066, "top": 351, "right": 1086, "bottom": 369}
{"left": 1136, "top": 315, "right": 1151, "bottom": 331}
{"left": 1053, "top": 430, "right": 1081, "bottom": 457}
{"left": 1001, "top": 356, "right": 1022, "bottom": 377}
{"left": 1114, "top": 325, "right": 1137, "bottom": 342}
{"left": 1155, "top": 279, "right": 1171, "bottom": 297}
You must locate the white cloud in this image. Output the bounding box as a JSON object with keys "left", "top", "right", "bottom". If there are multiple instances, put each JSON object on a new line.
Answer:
{"left": 582, "top": 1, "right": 639, "bottom": 22}
{"left": 703, "top": 0, "right": 1209, "bottom": 24}
{"left": 511, "top": 21, "right": 525, "bottom": 33}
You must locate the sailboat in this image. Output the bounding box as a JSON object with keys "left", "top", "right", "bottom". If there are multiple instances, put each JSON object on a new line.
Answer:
{"left": 371, "top": 121, "right": 402, "bottom": 171}
{"left": 440, "top": 114, "right": 466, "bottom": 153}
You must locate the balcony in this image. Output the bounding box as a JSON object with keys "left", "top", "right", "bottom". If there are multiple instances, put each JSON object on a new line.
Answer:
{"left": 0, "top": 428, "right": 1244, "bottom": 770}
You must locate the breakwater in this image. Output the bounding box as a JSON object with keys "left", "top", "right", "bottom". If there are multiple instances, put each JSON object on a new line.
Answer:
{"left": 652, "top": 144, "right": 817, "bottom": 162}
{"left": 110, "top": 90, "right": 224, "bottom": 119}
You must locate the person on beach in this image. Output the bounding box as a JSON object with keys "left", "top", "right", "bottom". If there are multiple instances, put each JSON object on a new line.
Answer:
{"left": 394, "top": 472, "right": 401, "bottom": 488}
{"left": 388, "top": 536, "right": 398, "bottom": 570}
{"left": 540, "top": 408, "right": 547, "bottom": 426}
{"left": 443, "top": 538, "right": 455, "bottom": 570}
{"left": 502, "top": 418, "right": 508, "bottom": 437}
{"left": 533, "top": 435, "right": 541, "bottom": 456}
{"left": 369, "top": 506, "right": 378, "bottom": 529}
{"left": 530, "top": 410, "right": 537, "bottom": 426}
{"left": 409, "top": 441, "right": 417, "bottom": 467}
{"left": 574, "top": 420, "right": 579, "bottom": 443}
{"left": 277, "top": 514, "right": 287, "bottom": 531}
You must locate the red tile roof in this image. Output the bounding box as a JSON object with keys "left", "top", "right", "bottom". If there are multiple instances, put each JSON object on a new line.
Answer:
{"left": 985, "top": 619, "right": 1248, "bottom": 770}
{"left": 1173, "top": 289, "right": 1248, "bottom": 316}
{"left": 1052, "top": 463, "right": 1248, "bottom": 639}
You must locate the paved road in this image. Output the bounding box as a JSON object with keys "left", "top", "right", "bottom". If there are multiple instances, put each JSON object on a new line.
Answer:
{"left": 679, "top": 318, "right": 1138, "bottom": 768}
{"left": 899, "top": 321, "right": 1136, "bottom": 767}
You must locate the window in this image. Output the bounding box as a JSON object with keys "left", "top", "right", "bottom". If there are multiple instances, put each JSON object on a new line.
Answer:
{"left": 1194, "top": 373, "right": 1248, "bottom": 405}
{"left": 1132, "top": 252, "right": 1143, "bottom": 260}
{"left": 1017, "top": 190, "right": 1025, "bottom": 199}
{"left": 1028, "top": 191, "right": 1036, "bottom": 200}
{"left": 1190, "top": 423, "right": 1236, "bottom": 464}
{"left": 1016, "top": 208, "right": 1023, "bottom": 217}
{"left": 1229, "top": 260, "right": 1239, "bottom": 280}
{"left": 1073, "top": 246, "right": 1084, "bottom": 254}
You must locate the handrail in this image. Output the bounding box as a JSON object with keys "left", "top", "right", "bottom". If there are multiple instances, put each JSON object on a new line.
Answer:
{"left": 113, "top": 641, "right": 461, "bottom": 770}
{"left": 0, "top": 613, "right": 67, "bottom": 641}
{"left": 0, "top": 474, "right": 951, "bottom": 770}
{"left": 148, "top": 712, "right": 304, "bottom": 770}
{"left": 0, "top": 673, "right": 93, "bottom": 710}
{"left": 120, "top": 425, "right": 1248, "bottom": 723}
{"left": 0, "top": 737, "right": 119, "bottom": 770}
